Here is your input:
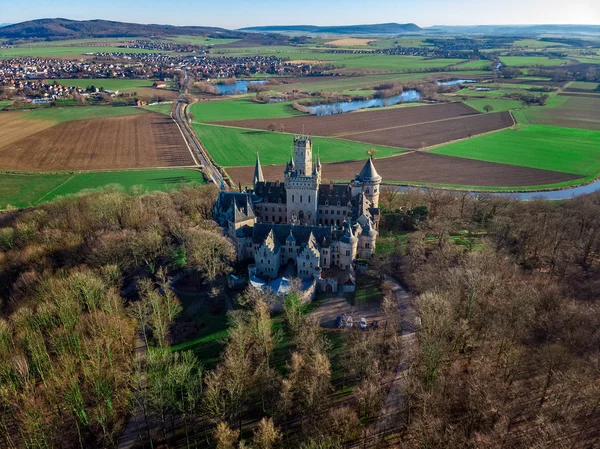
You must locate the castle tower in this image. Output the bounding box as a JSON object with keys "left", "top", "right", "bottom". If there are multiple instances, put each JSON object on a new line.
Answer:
{"left": 357, "top": 156, "right": 382, "bottom": 208}
{"left": 285, "top": 135, "right": 318, "bottom": 225}
{"left": 293, "top": 135, "right": 312, "bottom": 176}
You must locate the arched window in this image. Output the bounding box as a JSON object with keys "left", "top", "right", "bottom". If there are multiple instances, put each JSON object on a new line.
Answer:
{"left": 272, "top": 216, "right": 275, "bottom": 222}
{"left": 325, "top": 219, "right": 329, "bottom": 225}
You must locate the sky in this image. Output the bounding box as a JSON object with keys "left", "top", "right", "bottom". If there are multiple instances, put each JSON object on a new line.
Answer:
{"left": 1, "top": 0, "right": 599, "bottom": 29}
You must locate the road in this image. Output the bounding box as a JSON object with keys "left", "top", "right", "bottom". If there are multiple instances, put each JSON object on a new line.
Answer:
{"left": 171, "top": 70, "right": 225, "bottom": 187}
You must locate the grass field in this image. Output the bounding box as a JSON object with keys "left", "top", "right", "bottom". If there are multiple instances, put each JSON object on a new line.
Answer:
{"left": 142, "top": 103, "right": 174, "bottom": 115}
{"left": 21, "top": 105, "right": 145, "bottom": 124}
{"left": 512, "top": 95, "right": 600, "bottom": 130}
{"left": 165, "top": 35, "right": 240, "bottom": 46}
{"left": 569, "top": 81, "right": 599, "bottom": 90}
{"left": 430, "top": 125, "right": 600, "bottom": 177}
{"left": 0, "top": 100, "right": 11, "bottom": 109}
{"left": 269, "top": 71, "right": 489, "bottom": 93}
{"left": 192, "top": 123, "right": 404, "bottom": 166}
{"left": 0, "top": 45, "right": 164, "bottom": 58}
{"left": 512, "top": 39, "right": 569, "bottom": 48}
{"left": 464, "top": 98, "right": 524, "bottom": 112}
{"left": 189, "top": 98, "right": 303, "bottom": 122}
{"left": 0, "top": 169, "right": 206, "bottom": 209}
{"left": 501, "top": 56, "right": 570, "bottom": 67}
{"left": 53, "top": 78, "right": 155, "bottom": 91}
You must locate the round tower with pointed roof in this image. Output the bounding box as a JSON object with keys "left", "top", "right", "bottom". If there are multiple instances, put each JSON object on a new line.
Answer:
{"left": 356, "top": 156, "right": 382, "bottom": 208}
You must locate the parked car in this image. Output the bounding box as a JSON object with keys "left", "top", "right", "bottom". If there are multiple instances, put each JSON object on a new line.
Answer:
{"left": 360, "top": 317, "right": 367, "bottom": 329}
{"left": 346, "top": 316, "right": 353, "bottom": 328}
{"left": 336, "top": 316, "right": 344, "bottom": 328}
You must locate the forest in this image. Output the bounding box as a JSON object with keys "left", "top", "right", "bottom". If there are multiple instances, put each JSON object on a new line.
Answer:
{"left": 0, "top": 184, "right": 599, "bottom": 448}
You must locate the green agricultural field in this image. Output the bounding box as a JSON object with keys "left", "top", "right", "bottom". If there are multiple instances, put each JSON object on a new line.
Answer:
{"left": 570, "top": 81, "right": 600, "bottom": 90}
{"left": 575, "top": 57, "right": 600, "bottom": 64}
{"left": 464, "top": 98, "right": 524, "bottom": 112}
{"left": 430, "top": 125, "right": 600, "bottom": 177}
{"left": 512, "top": 39, "right": 569, "bottom": 48}
{"left": 501, "top": 56, "right": 569, "bottom": 67}
{"left": 454, "top": 88, "right": 543, "bottom": 98}
{"left": 512, "top": 95, "right": 600, "bottom": 130}
{"left": 0, "top": 169, "right": 206, "bottom": 209}
{"left": 192, "top": 123, "right": 405, "bottom": 166}
{"left": 22, "top": 105, "right": 145, "bottom": 124}
{"left": 54, "top": 78, "right": 155, "bottom": 91}
{"left": 142, "top": 102, "right": 174, "bottom": 116}
{"left": 189, "top": 98, "right": 303, "bottom": 122}
{"left": 269, "top": 71, "right": 489, "bottom": 93}
{"left": 0, "top": 45, "right": 164, "bottom": 58}
{"left": 165, "top": 35, "right": 240, "bottom": 46}
{"left": 455, "top": 60, "right": 493, "bottom": 69}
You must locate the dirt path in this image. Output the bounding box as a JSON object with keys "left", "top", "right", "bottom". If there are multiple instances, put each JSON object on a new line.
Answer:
{"left": 375, "top": 276, "right": 419, "bottom": 436}
{"left": 117, "top": 334, "right": 148, "bottom": 449}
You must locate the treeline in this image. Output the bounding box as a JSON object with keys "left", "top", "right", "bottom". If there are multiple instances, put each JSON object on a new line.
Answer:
{"left": 372, "top": 188, "right": 600, "bottom": 447}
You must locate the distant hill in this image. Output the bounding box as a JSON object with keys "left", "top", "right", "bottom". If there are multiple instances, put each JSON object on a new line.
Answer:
{"left": 0, "top": 23, "right": 11, "bottom": 28}
{"left": 0, "top": 18, "right": 247, "bottom": 40}
{"left": 427, "top": 24, "right": 600, "bottom": 36}
{"left": 240, "top": 23, "right": 422, "bottom": 35}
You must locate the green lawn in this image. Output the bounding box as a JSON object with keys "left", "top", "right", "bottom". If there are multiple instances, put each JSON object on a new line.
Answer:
{"left": 431, "top": 125, "right": 600, "bottom": 177}
{"left": 142, "top": 102, "right": 174, "bottom": 116}
{"left": 192, "top": 123, "right": 405, "bottom": 166}
{"left": 464, "top": 98, "right": 524, "bottom": 112}
{"left": 53, "top": 78, "right": 155, "bottom": 91}
{"left": 21, "top": 105, "right": 146, "bottom": 124}
{"left": 189, "top": 97, "right": 303, "bottom": 122}
{"left": 501, "top": 56, "right": 569, "bottom": 67}
{"left": 0, "top": 169, "right": 206, "bottom": 209}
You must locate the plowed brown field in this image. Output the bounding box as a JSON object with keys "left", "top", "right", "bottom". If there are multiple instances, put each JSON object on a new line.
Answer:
{"left": 213, "top": 103, "right": 513, "bottom": 149}
{"left": 0, "top": 112, "right": 194, "bottom": 171}
{"left": 226, "top": 152, "right": 579, "bottom": 188}
{"left": 0, "top": 112, "right": 55, "bottom": 148}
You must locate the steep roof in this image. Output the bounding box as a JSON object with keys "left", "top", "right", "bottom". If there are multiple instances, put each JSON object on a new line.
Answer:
{"left": 254, "top": 181, "right": 286, "bottom": 204}
{"left": 357, "top": 157, "right": 382, "bottom": 183}
{"left": 253, "top": 223, "right": 332, "bottom": 247}
{"left": 253, "top": 154, "right": 265, "bottom": 186}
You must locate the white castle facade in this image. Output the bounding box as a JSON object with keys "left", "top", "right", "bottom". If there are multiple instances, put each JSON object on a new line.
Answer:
{"left": 214, "top": 135, "right": 382, "bottom": 293}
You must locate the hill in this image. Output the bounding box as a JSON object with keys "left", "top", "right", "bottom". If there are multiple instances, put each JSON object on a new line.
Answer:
{"left": 240, "top": 22, "right": 422, "bottom": 35}
{"left": 0, "top": 18, "right": 246, "bottom": 40}
{"left": 427, "top": 24, "right": 600, "bottom": 35}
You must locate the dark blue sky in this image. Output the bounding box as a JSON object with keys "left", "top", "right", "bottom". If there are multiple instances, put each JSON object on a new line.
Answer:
{"left": 1, "top": 0, "right": 598, "bottom": 28}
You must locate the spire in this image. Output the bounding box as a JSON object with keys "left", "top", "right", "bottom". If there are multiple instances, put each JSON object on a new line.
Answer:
{"left": 253, "top": 153, "right": 265, "bottom": 187}
{"left": 220, "top": 177, "right": 226, "bottom": 191}
{"left": 357, "top": 156, "right": 382, "bottom": 183}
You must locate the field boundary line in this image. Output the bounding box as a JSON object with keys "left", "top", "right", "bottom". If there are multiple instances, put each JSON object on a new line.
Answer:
{"left": 171, "top": 104, "right": 200, "bottom": 166}
{"left": 418, "top": 123, "right": 516, "bottom": 152}
{"left": 33, "top": 174, "right": 77, "bottom": 205}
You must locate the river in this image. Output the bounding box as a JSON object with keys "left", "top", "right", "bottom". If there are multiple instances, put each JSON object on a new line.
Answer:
{"left": 305, "top": 90, "right": 421, "bottom": 116}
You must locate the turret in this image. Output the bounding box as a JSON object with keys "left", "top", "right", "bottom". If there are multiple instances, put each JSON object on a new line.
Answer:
{"left": 356, "top": 156, "right": 382, "bottom": 207}
{"left": 253, "top": 153, "right": 264, "bottom": 188}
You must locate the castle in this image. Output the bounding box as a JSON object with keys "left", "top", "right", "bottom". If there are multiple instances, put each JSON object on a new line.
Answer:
{"left": 214, "top": 135, "right": 382, "bottom": 293}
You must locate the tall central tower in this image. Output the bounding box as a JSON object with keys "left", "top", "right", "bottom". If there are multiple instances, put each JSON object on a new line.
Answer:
{"left": 293, "top": 135, "right": 312, "bottom": 176}
{"left": 285, "top": 136, "right": 319, "bottom": 226}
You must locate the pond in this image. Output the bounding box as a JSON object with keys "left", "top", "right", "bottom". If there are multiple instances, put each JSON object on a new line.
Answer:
{"left": 437, "top": 79, "right": 477, "bottom": 86}
{"left": 390, "top": 178, "right": 600, "bottom": 201}
{"left": 305, "top": 90, "right": 421, "bottom": 116}
{"left": 215, "top": 80, "right": 266, "bottom": 95}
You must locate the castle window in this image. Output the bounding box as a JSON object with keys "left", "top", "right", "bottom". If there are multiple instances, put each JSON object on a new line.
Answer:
{"left": 365, "top": 243, "right": 370, "bottom": 249}
{"left": 346, "top": 250, "right": 350, "bottom": 256}
{"left": 306, "top": 255, "right": 309, "bottom": 260}
{"left": 337, "top": 211, "right": 340, "bottom": 215}
{"left": 308, "top": 196, "right": 311, "bottom": 203}
{"left": 279, "top": 217, "right": 283, "bottom": 223}
{"left": 272, "top": 216, "right": 275, "bottom": 222}
{"left": 325, "top": 219, "right": 329, "bottom": 225}
{"left": 300, "top": 195, "right": 303, "bottom": 203}
{"left": 292, "top": 195, "right": 295, "bottom": 202}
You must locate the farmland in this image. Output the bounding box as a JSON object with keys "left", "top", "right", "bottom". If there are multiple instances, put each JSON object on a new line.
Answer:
{"left": 191, "top": 123, "right": 404, "bottom": 166}
{"left": 22, "top": 105, "right": 145, "bottom": 124}
{"left": 464, "top": 98, "right": 524, "bottom": 112}
{"left": 225, "top": 152, "right": 580, "bottom": 190}
{"left": 189, "top": 97, "right": 303, "bottom": 122}
{"left": 0, "top": 44, "right": 166, "bottom": 58}
{"left": 512, "top": 95, "right": 600, "bottom": 130}
{"left": 210, "top": 102, "right": 514, "bottom": 150}
{"left": 0, "top": 112, "right": 194, "bottom": 171}
{"left": 430, "top": 125, "right": 600, "bottom": 177}
{"left": 500, "top": 56, "right": 570, "bottom": 67}
{"left": 0, "top": 168, "right": 205, "bottom": 209}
